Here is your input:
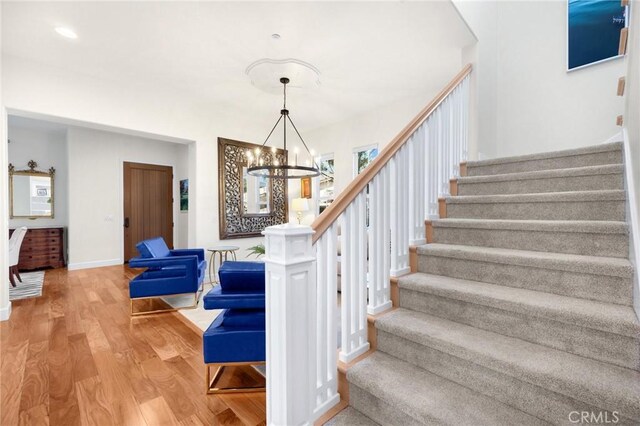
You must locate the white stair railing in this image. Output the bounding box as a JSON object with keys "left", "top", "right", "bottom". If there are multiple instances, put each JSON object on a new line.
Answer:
{"left": 264, "top": 64, "right": 472, "bottom": 426}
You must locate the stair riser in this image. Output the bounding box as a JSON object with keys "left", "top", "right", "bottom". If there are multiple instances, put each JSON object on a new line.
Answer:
{"left": 399, "top": 288, "right": 640, "bottom": 370}
{"left": 349, "top": 385, "right": 425, "bottom": 426}
{"left": 417, "top": 254, "right": 632, "bottom": 305}
{"left": 458, "top": 174, "right": 623, "bottom": 196}
{"left": 431, "top": 227, "right": 629, "bottom": 258}
{"left": 467, "top": 151, "right": 623, "bottom": 176}
{"left": 377, "top": 331, "right": 638, "bottom": 425}
{"left": 446, "top": 200, "right": 625, "bottom": 221}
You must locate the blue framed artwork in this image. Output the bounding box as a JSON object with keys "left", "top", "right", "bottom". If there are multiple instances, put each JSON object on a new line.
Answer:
{"left": 567, "top": 0, "right": 628, "bottom": 71}
{"left": 180, "top": 179, "right": 188, "bottom": 211}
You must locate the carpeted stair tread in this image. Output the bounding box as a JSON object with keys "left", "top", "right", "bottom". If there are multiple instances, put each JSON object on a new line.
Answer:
{"left": 398, "top": 273, "right": 640, "bottom": 338}
{"left": 459, "top": 164, "right": 623, "bottom": 183}
{"left": 416, "top": 243, "right": 633, "bottom": 278}
{"left": 375, "top": 309, "right": 640, "bottom": 420}
{"left": 446, "top": 189, "right": 626, "bottom": 204}
{"left": 347, "top": 352, "right": 546, "bottom": 426}
{"left": 324, "top": 407, "right": 379, "bottom": 426}
{"left": 466, "top": 142, "right": 622, "bottom": 169}
{"left": 430, "top": 218, "right": 628, "bottom": 234}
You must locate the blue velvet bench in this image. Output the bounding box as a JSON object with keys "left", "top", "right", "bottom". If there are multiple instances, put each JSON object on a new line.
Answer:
{"left": 129, "top": 237, "right": 206, "bottom": 316}
{"left": 203, "top": 261, "right": 266, "bottom": 394}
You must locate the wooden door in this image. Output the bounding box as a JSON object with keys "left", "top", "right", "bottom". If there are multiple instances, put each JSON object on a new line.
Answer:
{"left": 123, "top": 162, "right": 173, "bottom": 262}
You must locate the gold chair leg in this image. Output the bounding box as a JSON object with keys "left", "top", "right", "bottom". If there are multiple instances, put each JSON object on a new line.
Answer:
{"left": 205, "top": 362, "right": 266, "bottom": 394}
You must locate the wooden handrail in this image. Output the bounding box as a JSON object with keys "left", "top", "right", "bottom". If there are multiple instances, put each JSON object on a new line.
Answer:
{"left": 311, "top": 63, "right": 472, "bottom": 243}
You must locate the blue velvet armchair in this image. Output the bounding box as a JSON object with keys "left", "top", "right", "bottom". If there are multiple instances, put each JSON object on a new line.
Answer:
{"left": 129, "top": 237, "right": 206, "bottom": 316}
{"left": 202, "top": 261, "right": 266, "bottom": 393}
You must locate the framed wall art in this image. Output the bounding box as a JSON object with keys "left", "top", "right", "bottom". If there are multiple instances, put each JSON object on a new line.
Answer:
{"left": 567, "top": 0, "right": 628, "bottom": 71}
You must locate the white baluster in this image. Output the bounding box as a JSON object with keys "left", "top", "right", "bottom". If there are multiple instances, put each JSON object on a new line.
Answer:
{"left": 368, "top": 172, "right": 392, "bottom": 315}
{"left": 312, "top": 227, "right": 340, "bottom": 419}
{"left": 339, "top": 199, "right": 369, "bottom": 364}
{"left": 389, "top": 155, "right": 399, "bottom": 274}
{"left": 391, "top": 146, "right": 410, "bottom": 276}
{"left": 462, "top": 76, "right": 469, "bottom": 161}
{"left": 382, "top": 165, "right": 391, "bottom": 302}
{"left": 453, "top": 86, "right": 461, "bottom": 177}
{"left": 410, "top": 125, "right": 426, "bottom": 245}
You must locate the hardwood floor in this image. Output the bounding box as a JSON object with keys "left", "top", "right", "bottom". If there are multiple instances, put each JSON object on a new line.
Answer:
{"left": 1, "top": 266, "right": 267, "bottom": 425}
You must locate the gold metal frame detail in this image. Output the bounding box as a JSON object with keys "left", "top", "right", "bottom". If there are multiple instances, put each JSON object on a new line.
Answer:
{"left": 8, "top": 160, "right": 56, "bottom": 219}
{"left": 129, "top": 282, "right": 203, "bottom": 316}
{"left": 205, "top": 362, "right": 266, "bottom": 394}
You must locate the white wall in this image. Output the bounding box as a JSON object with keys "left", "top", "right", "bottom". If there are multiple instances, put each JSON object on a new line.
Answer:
{"left": 623, "top": 0, "right": 640, "bottom": 317}
{"left": 1, "top": 55, "right": 277, "bottom": 263}
{"left": 454, "top": 0, "right": 625, "bottom": 159}
{"left": 65, "top": 126, "right": 189, "bottom": 269}
{"left": 0, "top": 0, "right": 9, "bottom": 320}
{"left": 7, "top": 125, "right": 68, "bottom": 229}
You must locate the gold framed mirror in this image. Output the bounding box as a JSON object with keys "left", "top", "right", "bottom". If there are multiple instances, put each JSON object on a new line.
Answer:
{"left": 9, "top": 160, "right": 55, "bottom": 219}
{"left": 218, "top": 138, "right": 288, "bottom": 239}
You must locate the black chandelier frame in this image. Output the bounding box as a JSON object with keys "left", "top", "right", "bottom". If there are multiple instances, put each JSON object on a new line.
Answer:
{"left": 247, "top": 77, "right": 321, "bottom": 179}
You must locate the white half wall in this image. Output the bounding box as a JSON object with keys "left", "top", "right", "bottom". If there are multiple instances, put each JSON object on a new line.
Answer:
{"left": 8, "top": 125, "right": 68, "bottom": 228}
{"left": 65, "top": 126, "right": 189, "bottom": 268}
{"left": 623, "top": 0, "right": 640, "bottom": 318}
{"left": 454, "top": 0, "right": 625, "bottom": 159}
{"left": 0, "top": 2, "right": 10, "bottom": 321}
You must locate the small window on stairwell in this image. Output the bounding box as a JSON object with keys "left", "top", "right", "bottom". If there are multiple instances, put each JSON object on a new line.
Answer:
{"left": 319, "top": 154, "right": 335, "bottom": 214}
{"left": 353, "top": 144, "right": 379, "bottom": 177}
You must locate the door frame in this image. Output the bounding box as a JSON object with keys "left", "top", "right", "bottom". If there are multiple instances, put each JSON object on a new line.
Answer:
{"left": 123, "top": 161, "right": 174, "bottom": 262}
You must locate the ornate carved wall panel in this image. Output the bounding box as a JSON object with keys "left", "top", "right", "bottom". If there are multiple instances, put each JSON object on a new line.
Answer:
{"left": 218, "top": 137, "right": 288, "bottom": 239}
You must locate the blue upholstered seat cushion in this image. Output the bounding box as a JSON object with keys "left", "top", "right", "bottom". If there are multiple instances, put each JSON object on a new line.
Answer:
{"left": 203, "top": 286, "right": 265, "bottom": 310}
{"left": 136, "top": 237, "right": 171, "bottom": 259}
{"left": 129, "top": 272, "right": 196, "bottom": 298}
{"left": 219, "top": 261, "right": 265, "bottom": 292}
{"left": 203, "top": 310, "right": 265, "bottom": 363}
{"left": 221, "top": 309, "right": 265, "bottom": 328}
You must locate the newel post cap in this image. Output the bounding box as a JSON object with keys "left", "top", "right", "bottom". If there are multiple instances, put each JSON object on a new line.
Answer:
{"left": 262, "top": 224, "right": 315, "bottom": 265}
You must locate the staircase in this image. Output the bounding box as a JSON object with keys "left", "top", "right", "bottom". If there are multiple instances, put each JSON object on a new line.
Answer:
{"left": 329, "top": 142, "right": 640, "bottom": 425}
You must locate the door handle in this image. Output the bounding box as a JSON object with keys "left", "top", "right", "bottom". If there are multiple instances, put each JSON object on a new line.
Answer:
{"left": 124, "top": 217, "right": 130, "bottom": 228}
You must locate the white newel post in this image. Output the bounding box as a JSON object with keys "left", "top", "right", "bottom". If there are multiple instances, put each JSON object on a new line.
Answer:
{"left": 263, "top": 224, "right": 317, "bottom": 426}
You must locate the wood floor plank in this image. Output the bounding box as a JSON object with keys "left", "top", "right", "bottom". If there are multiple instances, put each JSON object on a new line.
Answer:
{"left": 110, "top": 395, "right": 149, "bottom": 426}
{"left": 1, "top": 339, "right": 30, "bottom": 426}
{"left": 92, "top": 350, "right": 135, "bottom": 402}
{"left": 1, "top": 265, "right": 267, "bottom": 426}
{"left": 47, "top": 317, "right": 80, "bottom": 421}
{"left": 138, "top": 318, "right": 181, "bottom": 360}
{"left": 140, "top": 396, "right": 181, "bottom": 426}
{"left": 18, "top": 340, "right": 49, "bottom": 412}
{"left": 140, "top": 355, "right": 197, "bottom": 421}
{"left": 18, "top": 403, "right": 49, "bottom": 426}
{"left": 68, "top": 333, "right": 99, "bottom": 382}
{"left": 75, "top": 376, "right": 116, "bottom": 426}
{"left": 113, "top": 350, "right": 160, "bottom": 404}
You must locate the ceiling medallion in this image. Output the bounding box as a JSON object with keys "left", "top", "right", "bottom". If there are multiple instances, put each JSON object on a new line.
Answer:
{"left": 245, "top": 58, "right": 321, "bottom": 93}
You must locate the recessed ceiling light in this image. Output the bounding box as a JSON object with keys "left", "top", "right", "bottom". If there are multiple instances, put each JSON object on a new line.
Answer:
{"left": 55, "top": 27, "right": 78, "bottom": 39}
{"left": 271, "top": 33, "right": 281, "bottom": 40}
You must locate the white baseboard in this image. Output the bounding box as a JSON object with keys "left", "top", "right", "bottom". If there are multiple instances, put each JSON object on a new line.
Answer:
{"left": 622, "top": 129, "right": 640, "bottom": 319}
{"left": 0, "top": 302, "right": 12, "bottom": 321}
{"left": 604, "top": 131, "right": 623, "bottom": 144}
{"left": 67, "top": 258, "right": 122, "bottom": 271}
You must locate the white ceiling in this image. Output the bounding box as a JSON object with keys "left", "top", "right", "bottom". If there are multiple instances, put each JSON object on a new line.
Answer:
{"left": 2, "top": 1, "right": 475, "bottom": 131}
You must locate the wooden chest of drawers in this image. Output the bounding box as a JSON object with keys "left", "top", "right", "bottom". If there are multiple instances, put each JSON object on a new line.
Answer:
{"left": 9, "top": 227, "right": 66, "bottom": 271}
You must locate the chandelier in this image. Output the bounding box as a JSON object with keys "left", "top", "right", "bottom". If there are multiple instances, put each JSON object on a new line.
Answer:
{"left": 247, "top": 77, "right": 320, "bottom": 179}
